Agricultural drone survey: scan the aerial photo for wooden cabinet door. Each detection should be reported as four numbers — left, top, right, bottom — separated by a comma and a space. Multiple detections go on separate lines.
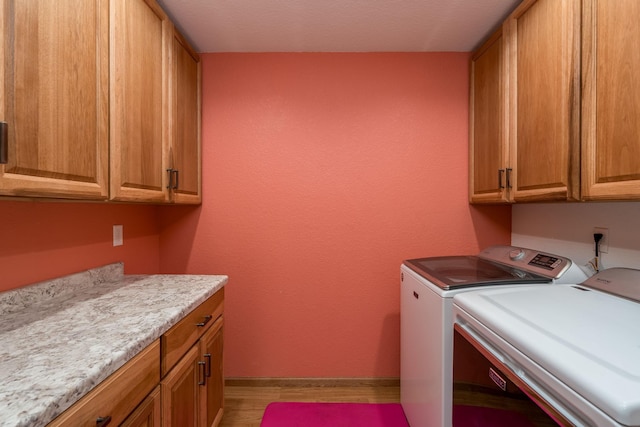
121, 386, 161, 427
0, 0, 109, 199
582, 0, 640, 200
506, 0, 581, 202
110, 0, 170, 202
199, 318, 224, 427
170, 29, 202, 204
162, 345, 200, 427
469, 28, 510, 203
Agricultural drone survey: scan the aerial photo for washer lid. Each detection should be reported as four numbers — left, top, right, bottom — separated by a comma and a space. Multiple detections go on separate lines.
403, 256, 551, 290
454, 276, 640, 426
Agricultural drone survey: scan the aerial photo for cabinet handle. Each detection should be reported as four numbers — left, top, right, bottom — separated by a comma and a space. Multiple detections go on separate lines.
198, 361, 206, 386
506, 168, 513, 189
173, 169, 179, 190
166, 168, 174, 189
0, 121, 7, 164
96, 416, 112, 427
204, 353, 212, 377
498, 169, 505, 189
196, 315, 212, 327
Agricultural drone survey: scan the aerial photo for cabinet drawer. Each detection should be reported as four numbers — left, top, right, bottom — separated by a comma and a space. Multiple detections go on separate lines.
49, 340, 160, 427
162, 288, 224, 376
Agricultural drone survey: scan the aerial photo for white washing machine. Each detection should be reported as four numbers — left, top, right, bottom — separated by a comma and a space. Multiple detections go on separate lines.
400, 245, 586, 427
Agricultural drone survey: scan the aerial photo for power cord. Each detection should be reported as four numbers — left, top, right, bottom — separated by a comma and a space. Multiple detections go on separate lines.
593, 233, 604, 272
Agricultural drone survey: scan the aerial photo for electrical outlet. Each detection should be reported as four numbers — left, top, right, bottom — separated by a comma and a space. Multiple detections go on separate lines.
113, 225, 123, 247
593, 227, 609, 254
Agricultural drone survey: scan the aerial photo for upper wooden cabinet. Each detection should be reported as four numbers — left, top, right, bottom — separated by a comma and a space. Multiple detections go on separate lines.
582, 0, 640, 200
110, 0, 202, 204
470, 0, 581, 203
469, 28, 509, 203
0, 0, 109, 199
170, 28, 202, 204
507, 0, 581, 202
110, 0, 171, 202
0, 0, 201, 204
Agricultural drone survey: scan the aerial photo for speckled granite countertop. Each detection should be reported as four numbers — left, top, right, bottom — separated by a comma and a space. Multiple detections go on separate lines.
0, 263, 228, 427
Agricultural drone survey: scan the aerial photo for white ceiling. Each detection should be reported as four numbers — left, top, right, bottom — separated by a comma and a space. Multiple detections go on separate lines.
157, 0, 521, 53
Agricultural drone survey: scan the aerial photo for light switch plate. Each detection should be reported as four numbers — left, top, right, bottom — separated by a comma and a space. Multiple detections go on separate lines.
113, 225, 123, 247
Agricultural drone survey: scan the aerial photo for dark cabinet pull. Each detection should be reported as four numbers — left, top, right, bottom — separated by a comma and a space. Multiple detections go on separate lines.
204, 353, 212, 377
166, 168, 174, 189
506, 168, 513, 189
498, 169, 505, 189
0, 122, 7, 164
198, 361, 206, 386
196, 315, 212, 327
173, 169, 179, 190
96, 416, 112, 427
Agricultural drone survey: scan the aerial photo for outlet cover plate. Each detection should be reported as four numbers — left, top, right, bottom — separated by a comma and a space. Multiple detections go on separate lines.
113, 225, 123, 247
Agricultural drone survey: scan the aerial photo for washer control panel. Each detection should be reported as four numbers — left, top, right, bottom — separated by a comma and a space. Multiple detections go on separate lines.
529, 253, 563, 270
479, 245, 572, 279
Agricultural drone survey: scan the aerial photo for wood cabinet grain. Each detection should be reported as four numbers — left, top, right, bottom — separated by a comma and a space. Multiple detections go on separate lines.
0, 0, 109, 199
506, 0, 581, 202
109, 0, 171, 202
161, 294, 224, 427
162, 345, 201, 427
110, 0, 202, 204
470, 0, 581, 204
162, 288, 224, 376
1, 0, 201, 203
170, 28, 202, 204
199, 318, 224, 427
469, 28, 509, 203
121, 386, 162, 427
582, 0, 640, 200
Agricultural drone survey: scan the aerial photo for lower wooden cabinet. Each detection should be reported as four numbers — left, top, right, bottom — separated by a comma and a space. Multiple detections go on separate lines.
48, 289, 224, 427
162, 345, 200, 426
121, 386, 162, 427
48, 341, 160, 427
199, 318, 224, 427
161, 317, 224, 427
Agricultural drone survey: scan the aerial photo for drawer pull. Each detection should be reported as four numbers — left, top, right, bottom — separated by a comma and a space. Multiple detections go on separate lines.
0, 122, 7, 164
198, 361, 206, 386
96, 416, 112, 427
166, 168, 174, 189
204, 353, 212, 377
196, 315, 213, 327
173, 169, 179, 190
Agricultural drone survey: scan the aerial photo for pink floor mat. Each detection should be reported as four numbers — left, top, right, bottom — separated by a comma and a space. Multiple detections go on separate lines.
453, 404, 538, 427
260, 402, 410, 427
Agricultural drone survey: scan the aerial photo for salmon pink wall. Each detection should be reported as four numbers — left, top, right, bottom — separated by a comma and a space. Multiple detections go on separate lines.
0, 201, 161, 292
158, 53, 511, 378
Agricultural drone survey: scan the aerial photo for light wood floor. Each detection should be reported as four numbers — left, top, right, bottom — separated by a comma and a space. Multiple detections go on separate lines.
219, 379, 401, 427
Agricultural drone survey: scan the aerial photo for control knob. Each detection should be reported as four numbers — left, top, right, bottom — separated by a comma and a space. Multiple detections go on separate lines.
509, 248, 526, 261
